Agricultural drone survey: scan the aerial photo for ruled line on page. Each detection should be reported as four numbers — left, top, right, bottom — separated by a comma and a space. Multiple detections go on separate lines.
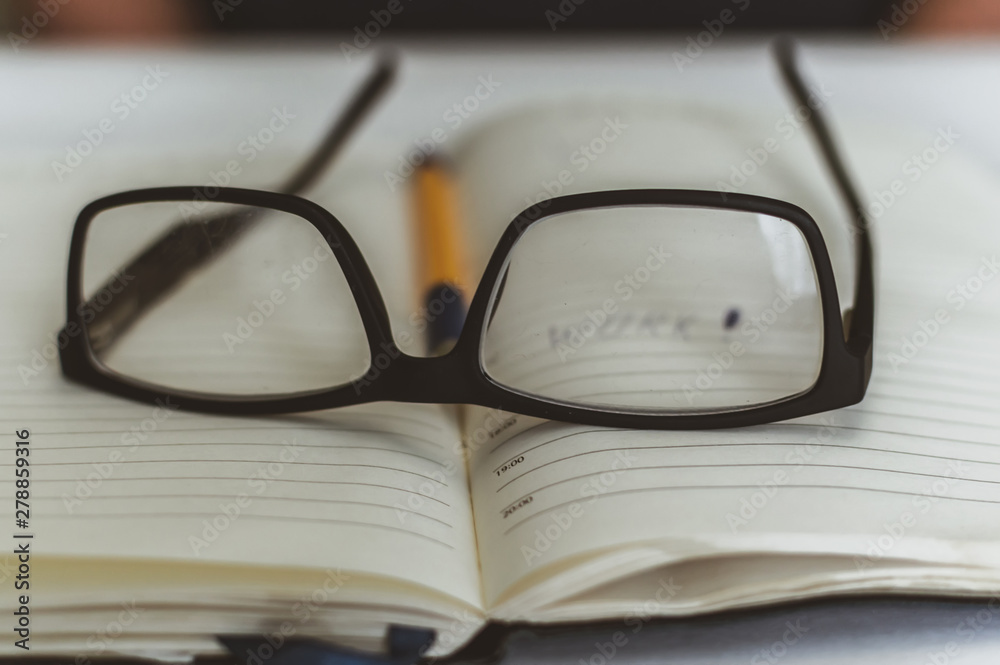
17, 442, 446, 467
491, 428, 1000, 476
499, 462, 1000, 510
530, 368, 815, 395
0, 398, 451, 432
7, 477, 452, 507
0, 426, 448, 450
498, 350, 817, 387
0, 459, 449, 485
40, 512, 457, 550
501, 484, 1000, 536
493, 443, 1000, 493
30, 494, 453, 529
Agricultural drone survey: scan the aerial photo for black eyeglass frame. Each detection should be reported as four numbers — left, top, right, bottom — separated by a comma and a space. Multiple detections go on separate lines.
59, 41, 874, 430
62, 185, 871, 429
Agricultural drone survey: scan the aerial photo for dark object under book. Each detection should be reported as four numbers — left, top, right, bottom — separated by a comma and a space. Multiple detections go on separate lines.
197, 0, 894, 34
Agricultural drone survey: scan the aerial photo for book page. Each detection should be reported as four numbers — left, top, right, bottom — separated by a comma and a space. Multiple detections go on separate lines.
452, 94, 1000, 614
0, 148, 483, 655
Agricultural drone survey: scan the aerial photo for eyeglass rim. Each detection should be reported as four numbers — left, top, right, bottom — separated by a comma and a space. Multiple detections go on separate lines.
59, 186, 869, 430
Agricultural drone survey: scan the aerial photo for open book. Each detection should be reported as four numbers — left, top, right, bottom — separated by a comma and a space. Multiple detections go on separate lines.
3, 91, 999, 661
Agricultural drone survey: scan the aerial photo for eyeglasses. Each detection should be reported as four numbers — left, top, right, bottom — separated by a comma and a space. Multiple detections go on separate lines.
59, 40, 874, 430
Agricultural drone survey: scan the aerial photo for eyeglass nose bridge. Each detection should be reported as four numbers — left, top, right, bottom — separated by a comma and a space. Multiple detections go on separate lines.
355, 342, 488, 406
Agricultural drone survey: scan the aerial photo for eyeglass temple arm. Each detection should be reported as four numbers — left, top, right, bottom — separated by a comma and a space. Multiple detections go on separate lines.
72, 52, 399, 356
773, 39, 874, 362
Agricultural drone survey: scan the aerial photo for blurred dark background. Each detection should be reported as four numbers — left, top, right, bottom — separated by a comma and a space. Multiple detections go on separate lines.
3, 0, 1000, 41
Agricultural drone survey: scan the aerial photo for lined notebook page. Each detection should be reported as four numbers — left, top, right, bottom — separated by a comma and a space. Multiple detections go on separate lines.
0, 150, 483, 611
453, 96, 1000, 611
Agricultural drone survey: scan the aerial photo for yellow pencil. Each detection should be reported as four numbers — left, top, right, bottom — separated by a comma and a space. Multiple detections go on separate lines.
410, 155, 470, 355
